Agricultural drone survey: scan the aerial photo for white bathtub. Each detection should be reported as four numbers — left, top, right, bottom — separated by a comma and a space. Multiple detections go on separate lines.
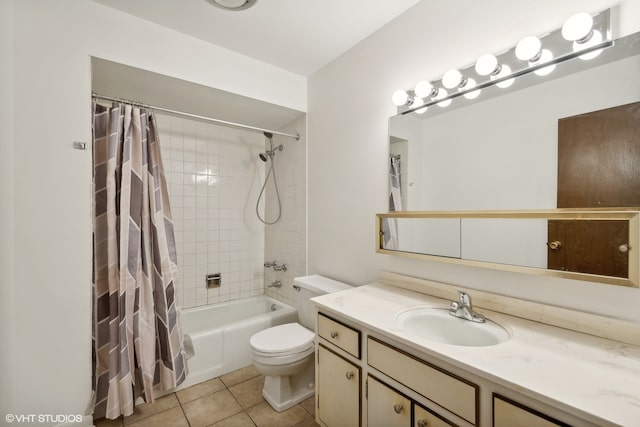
176, 295, 298, 390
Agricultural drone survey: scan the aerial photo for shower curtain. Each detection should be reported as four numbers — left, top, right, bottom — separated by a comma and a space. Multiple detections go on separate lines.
91, 102, 187, 419
383, 156, 402, 249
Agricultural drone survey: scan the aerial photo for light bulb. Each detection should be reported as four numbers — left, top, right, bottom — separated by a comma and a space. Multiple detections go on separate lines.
516, 36, 542, 61
574, 30, 603, 60
475, 54, 499, 76
442, 69, 466, 89
562, 12, 594, 42
412, 98, 428, 114
533, 49, 556, 76
434, 88, 451, 108
414, 81, 436, 98
392, 89, 410, 106
490, 64, 514, 88
462, 78, 481, 100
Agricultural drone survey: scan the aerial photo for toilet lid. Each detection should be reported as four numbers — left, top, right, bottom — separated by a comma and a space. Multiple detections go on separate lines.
250, 323, 314, 355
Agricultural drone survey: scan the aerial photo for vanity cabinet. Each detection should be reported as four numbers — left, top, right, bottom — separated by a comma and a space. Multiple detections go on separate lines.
315, 310, 606, 427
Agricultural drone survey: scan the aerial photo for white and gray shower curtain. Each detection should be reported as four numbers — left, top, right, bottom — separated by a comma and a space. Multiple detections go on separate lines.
91, 102, 187, 419
383, 156, 402, 249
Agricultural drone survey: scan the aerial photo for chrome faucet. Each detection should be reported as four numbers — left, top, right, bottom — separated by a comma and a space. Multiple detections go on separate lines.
449, 291, 485, 323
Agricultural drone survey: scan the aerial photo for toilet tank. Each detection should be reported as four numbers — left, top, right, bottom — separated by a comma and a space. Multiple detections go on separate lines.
293, 275, 352, 330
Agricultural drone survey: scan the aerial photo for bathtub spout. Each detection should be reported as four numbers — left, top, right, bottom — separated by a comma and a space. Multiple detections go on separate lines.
268, 281, 282, 288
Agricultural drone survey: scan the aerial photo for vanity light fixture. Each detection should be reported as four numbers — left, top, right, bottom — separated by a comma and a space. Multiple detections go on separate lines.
392, 9, 611, 115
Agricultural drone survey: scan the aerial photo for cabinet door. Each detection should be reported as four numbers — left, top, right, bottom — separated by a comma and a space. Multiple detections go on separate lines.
414, 404, 456, 427
367, 376, 411, 427
317, 345, 360, 427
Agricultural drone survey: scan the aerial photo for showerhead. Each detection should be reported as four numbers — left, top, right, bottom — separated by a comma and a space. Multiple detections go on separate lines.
259, 152, 268, 162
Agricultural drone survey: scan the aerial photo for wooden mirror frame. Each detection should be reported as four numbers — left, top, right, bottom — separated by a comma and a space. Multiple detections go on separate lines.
376, 209, 640, 287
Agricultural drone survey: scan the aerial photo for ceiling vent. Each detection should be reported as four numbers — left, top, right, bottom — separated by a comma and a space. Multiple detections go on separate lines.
208, 0, 257, 11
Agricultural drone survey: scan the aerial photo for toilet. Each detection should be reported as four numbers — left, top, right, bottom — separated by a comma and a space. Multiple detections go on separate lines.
250, 275, 352, 412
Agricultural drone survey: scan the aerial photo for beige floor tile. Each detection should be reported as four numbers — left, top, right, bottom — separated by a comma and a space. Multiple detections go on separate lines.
246, 402, 309, 427
183, 389, 243, 427
221, 365, 260, 387
94, 416, 123, 427
292, 416, 320, 427
300, 396, 315, 416
176, 377, 226, 404
228, 376, 265, 409
126, 407, 189, 427
210, 411, 257, 427
123, 394, 180, 425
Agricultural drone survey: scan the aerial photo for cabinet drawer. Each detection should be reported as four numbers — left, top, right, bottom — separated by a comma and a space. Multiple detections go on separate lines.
414, 404, 457, 427
493, 395, 569, 427
318, 314, 360, 358
367, 376, 411, 427
367, 337, 477, 425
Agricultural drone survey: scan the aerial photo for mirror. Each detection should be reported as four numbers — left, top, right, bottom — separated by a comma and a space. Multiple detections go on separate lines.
385, 30, 640, 285
377, 210, 640, 287
389, 31, 640, 211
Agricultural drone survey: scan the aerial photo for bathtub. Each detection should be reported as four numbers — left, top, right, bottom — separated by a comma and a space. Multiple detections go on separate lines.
176, 295, 298, 390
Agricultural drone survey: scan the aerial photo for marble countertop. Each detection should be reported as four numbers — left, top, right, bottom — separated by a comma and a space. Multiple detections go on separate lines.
312, 283, 640, 427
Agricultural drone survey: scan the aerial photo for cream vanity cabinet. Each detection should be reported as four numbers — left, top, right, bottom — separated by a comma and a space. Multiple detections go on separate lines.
316, 314, 362, 427
316, 310, 598, 427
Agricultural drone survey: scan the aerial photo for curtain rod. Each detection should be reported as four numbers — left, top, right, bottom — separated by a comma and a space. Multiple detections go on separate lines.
92, 93, 300, 141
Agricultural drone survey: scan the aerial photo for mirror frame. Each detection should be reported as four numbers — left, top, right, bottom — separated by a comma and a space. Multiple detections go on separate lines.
376, 209, 640, 287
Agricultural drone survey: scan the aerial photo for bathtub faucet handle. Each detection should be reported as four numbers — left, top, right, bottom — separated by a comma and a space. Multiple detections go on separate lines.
264, 261, 277, 268
273, 263, 287, 272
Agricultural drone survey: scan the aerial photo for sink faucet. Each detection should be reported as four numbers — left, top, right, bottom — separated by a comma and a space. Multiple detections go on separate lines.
449, 291, 485, 323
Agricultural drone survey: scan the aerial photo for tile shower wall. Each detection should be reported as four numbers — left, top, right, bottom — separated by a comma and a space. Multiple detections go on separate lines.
264, 115, 307, 306
157, 113, 266, 309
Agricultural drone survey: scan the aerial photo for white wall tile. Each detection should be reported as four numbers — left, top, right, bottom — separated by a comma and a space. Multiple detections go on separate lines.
159, 113, 267, 308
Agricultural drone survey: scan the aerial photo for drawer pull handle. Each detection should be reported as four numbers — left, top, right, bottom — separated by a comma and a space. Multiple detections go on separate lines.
417, 420, 428, 427
330, 331, 338, 338
345, 371, 354, 380
393, 404, 403, 414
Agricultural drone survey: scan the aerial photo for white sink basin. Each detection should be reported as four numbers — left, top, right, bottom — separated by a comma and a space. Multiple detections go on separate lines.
396, 308, 510, 347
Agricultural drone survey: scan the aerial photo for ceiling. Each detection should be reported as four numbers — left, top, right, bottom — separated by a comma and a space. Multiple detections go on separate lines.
92, 0, 421, 76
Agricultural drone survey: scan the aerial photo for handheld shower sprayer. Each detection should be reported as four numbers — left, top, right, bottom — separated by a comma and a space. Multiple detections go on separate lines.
256, 132, 283, 224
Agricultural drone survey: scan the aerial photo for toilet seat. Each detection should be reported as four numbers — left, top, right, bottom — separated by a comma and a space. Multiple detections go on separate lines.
250, 323, 315, 357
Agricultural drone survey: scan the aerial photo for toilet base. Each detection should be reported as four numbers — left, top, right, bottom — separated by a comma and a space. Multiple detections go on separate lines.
260, 357, 315, 412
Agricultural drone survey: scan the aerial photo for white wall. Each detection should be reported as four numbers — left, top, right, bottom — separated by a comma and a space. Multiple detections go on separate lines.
7, 0, 306, 424
0, 0, 16, 420
308, 0, 640, 322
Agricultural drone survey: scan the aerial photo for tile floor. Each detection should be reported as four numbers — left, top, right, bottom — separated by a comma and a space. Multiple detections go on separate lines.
94, 365, 319, 427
